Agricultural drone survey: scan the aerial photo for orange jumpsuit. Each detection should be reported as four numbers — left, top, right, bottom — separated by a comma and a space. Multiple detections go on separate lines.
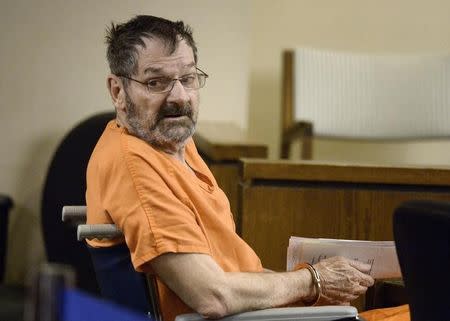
86, 121, 263, 321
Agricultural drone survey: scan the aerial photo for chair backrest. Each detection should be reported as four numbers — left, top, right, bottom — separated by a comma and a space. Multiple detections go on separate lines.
393, 200, 450, 321
41, 111, 115, 294
62, 206, 160, 320
281, 48, 450, 158
87, 244, 158, 319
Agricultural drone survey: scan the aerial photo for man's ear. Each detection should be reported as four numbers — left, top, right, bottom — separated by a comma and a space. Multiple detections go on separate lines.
107, 74, 126, 113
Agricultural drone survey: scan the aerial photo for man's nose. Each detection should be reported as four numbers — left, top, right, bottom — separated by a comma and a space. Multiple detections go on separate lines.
166, 80, 189, 106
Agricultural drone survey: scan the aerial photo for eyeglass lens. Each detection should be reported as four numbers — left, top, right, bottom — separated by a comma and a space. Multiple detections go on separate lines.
149, 73, 207, 93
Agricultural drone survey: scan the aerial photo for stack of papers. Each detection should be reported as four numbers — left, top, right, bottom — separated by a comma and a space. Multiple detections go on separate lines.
287, 236, 401, 279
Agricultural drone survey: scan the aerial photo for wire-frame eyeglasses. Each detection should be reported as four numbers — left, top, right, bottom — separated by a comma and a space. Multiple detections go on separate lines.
117, 67, 209, 94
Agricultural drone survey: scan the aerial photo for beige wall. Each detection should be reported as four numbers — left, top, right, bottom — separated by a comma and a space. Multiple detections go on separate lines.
248, 0, 450, 162
2, 0, 450, 284
1, 0, 251, 283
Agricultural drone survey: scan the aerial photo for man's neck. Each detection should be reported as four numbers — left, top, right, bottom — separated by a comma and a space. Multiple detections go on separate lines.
163, 144, 187, 164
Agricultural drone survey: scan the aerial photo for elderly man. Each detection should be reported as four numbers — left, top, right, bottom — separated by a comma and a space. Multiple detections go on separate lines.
86, 15, 375, 321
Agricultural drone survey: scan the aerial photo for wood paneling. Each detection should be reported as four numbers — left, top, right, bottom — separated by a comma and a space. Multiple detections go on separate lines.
240, 159, 450, 270
208, 164, 240, 217
241, 185, 450, 271
193, 122, 267, 218
239, 159, 450, 310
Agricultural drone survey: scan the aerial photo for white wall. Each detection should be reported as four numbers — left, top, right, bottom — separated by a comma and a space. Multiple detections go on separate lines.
0, 0, 251, 283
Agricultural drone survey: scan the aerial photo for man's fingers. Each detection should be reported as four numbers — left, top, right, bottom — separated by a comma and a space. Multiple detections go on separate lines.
346, 259, 375, 286
323, 290, 360, 304
358, 272, 375, 287
353, 284, 369, 295
347, 259, 372, 273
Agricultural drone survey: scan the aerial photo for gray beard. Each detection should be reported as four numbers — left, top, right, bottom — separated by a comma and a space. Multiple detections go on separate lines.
125, 94, 196, 152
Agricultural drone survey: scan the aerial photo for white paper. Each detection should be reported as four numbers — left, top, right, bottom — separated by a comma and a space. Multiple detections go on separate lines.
287, 236, 401, 279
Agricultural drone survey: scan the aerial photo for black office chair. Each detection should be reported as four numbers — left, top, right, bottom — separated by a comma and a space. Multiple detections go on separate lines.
393, 200, 450, 321
41, 111, 115, 294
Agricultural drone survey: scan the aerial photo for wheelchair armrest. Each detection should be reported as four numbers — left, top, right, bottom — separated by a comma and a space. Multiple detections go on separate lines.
62, 205, 87, 223
77, 224, 123, 241
175, 306, 358, 321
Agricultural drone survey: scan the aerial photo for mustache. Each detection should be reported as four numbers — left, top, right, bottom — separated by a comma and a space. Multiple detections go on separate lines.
157, 103, 193, 120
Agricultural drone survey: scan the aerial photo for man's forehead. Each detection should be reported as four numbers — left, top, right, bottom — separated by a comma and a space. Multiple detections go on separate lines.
136, 37, 195, 74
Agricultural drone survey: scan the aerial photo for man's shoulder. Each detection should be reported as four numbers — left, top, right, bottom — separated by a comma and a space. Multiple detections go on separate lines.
89, 122, 170, 174
89, 120, 124, 163
92, 121, 147, 156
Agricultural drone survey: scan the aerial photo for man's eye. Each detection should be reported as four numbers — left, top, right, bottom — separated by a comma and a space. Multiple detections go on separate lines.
180, 75, 196, 85
147, 79, 168, 88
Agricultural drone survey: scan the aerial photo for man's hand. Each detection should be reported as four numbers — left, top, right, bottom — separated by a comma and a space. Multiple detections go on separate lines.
313, 256, 375, 305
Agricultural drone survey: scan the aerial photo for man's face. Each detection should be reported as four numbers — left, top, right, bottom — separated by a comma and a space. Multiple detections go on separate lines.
122, 38, 199, 151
